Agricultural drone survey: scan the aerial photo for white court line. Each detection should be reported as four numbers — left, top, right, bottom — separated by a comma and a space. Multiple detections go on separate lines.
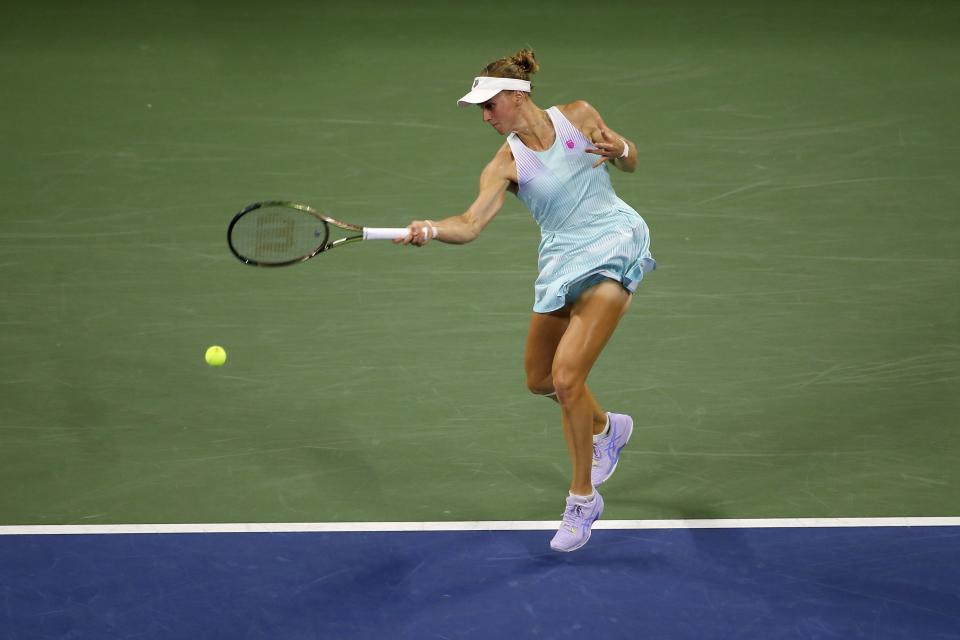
1, 517, 959, 536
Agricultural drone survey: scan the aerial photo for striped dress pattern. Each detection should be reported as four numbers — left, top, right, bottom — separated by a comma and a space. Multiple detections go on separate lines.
506, 106, 656, 312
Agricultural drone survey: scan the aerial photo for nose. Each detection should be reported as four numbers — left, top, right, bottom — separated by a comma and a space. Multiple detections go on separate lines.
482, 109, 492, 123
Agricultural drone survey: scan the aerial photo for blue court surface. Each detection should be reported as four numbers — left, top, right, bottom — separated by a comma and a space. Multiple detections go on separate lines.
3, 521, 959, 639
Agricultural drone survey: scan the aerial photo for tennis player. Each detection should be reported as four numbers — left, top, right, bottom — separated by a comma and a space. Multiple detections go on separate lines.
398, 49, 655, 552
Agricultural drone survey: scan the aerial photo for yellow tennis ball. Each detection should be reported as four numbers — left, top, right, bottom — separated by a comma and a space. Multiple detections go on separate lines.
205, 345, 226, 367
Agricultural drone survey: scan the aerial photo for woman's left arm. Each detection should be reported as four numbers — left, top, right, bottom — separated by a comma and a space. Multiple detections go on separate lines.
562, 101, 637, 173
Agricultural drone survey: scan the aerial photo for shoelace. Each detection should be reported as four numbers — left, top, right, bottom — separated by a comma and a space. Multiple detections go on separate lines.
561, 504, 584, 531
592, 428, 613, 465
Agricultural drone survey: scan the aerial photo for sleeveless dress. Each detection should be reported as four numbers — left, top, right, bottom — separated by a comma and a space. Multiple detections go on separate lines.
506, 106, 656, 313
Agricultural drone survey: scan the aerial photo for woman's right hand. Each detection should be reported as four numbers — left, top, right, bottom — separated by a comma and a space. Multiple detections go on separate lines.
394, 220, 438, 246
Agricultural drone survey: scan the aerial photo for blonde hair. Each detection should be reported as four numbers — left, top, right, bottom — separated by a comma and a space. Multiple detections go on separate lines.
481, 48, 540, 86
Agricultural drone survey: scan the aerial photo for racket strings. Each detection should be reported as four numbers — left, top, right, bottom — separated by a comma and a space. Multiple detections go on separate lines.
254, 213, 296, 254
230, 207, 327, 264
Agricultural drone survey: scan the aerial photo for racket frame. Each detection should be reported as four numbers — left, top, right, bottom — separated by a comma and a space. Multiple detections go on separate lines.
227, 200, 366, 267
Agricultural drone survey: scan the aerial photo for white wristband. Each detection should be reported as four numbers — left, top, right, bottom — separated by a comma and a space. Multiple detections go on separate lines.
619, 139, 629, 159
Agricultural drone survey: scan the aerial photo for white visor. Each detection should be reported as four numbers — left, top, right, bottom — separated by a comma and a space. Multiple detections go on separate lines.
457, 76, 531, 107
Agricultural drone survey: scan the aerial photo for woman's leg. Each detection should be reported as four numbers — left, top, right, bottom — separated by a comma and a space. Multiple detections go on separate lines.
524, 308, 608, 466
550, 280, 633, 495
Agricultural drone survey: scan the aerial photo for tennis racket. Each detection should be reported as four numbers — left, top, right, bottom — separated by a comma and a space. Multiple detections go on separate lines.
227, 200, 435, 267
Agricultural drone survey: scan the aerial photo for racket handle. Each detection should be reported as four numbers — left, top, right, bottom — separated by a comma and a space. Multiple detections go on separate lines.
362, 227, 439, 241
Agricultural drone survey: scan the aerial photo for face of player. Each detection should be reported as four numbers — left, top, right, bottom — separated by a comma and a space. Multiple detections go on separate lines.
480, 91, 521, 135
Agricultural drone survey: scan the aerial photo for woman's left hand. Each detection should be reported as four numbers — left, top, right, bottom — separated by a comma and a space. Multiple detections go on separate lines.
585, 129, 628, 168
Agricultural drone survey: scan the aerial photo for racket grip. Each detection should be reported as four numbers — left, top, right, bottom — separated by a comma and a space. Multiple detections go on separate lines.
362, 227, 439, 241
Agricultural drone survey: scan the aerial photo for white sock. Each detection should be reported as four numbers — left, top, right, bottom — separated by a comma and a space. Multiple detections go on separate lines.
592, 414, 611, 443
569, 491, 596, 504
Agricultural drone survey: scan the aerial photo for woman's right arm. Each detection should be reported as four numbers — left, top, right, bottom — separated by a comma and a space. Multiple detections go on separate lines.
396, 144, 515, 246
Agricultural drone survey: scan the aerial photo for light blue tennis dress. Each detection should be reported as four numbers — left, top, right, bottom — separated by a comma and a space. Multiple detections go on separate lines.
506, 106, 656, 313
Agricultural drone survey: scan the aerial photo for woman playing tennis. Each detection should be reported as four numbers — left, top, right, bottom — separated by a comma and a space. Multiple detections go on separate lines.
398, 49, 655, 552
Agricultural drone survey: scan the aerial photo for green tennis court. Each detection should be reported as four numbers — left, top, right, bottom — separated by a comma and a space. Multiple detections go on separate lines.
2, 0, 957, 531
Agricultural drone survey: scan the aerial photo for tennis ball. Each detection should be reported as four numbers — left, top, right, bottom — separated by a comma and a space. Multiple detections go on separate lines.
205, 345, 226, 367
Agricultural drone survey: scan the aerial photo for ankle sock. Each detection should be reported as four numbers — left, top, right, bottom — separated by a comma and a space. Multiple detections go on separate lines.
592, 415, 611, 443
569, 491, 596, 504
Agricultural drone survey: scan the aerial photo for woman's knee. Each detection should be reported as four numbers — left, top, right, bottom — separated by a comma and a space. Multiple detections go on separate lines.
551, 361, 586, 402
526, 373, 555, 397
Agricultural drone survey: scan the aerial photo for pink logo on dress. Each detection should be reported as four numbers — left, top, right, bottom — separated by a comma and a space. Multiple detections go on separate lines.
565, 139, 575, 149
